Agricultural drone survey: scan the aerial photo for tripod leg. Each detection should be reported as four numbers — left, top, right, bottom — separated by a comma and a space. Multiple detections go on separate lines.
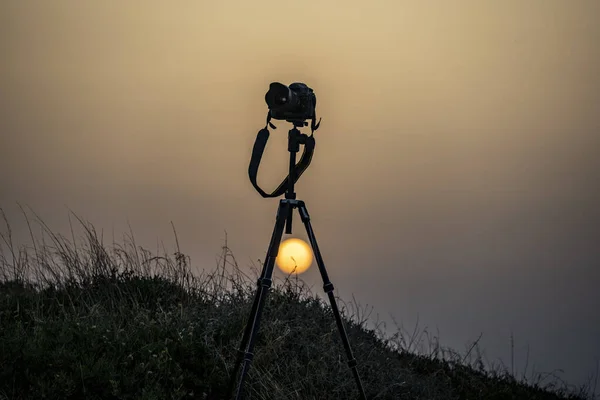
227, 200, 290, 400
297, 201, 367, 400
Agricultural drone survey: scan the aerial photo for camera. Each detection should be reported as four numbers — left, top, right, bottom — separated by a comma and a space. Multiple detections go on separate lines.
264, 82, 317, 123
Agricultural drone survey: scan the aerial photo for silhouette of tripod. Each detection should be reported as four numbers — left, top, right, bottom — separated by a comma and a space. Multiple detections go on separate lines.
227, 125, 367, 399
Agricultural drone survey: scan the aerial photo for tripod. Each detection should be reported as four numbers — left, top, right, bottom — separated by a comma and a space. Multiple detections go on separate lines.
227, 124, 367, 399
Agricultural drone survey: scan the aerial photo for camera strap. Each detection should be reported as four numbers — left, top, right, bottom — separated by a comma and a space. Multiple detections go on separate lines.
248, 114, 318, 198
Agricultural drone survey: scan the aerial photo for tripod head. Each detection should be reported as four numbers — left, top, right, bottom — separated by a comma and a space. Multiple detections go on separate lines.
247, 117, 317, 234
285, 125, 310, 197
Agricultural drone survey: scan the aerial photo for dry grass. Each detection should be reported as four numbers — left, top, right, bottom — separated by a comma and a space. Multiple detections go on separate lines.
0, 207, 597, 399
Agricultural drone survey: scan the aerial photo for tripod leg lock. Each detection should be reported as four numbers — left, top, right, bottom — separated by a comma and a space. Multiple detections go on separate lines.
260, 278, 272, 288
347, 358, 358, 368
323, 282, 335, 293
243, 352, 254, 362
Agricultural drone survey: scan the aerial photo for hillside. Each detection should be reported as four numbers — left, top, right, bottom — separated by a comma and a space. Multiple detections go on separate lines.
0, 212, 595, 399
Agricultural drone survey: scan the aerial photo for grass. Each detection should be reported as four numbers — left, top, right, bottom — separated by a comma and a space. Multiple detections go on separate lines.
0, 207, 597, 400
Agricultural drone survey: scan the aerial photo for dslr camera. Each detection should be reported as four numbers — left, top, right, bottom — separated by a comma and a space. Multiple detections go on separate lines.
264, 82, 317, 124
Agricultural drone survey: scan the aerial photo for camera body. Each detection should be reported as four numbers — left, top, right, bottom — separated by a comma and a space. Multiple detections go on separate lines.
265, 82, 317, 124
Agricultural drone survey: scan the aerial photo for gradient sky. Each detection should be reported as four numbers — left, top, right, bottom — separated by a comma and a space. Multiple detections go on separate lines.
2, 0, 599, 392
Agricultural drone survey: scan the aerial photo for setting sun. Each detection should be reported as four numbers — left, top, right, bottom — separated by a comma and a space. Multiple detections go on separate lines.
276, 238, 313, 275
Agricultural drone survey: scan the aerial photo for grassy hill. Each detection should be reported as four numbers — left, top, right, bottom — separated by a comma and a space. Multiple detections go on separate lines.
0, 210, 596, 399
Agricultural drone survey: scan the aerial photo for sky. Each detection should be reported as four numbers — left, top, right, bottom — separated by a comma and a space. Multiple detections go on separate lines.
1, 0, 599, 393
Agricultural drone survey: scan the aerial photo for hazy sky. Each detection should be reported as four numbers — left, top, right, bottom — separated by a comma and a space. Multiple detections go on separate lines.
2, 0, 599, 392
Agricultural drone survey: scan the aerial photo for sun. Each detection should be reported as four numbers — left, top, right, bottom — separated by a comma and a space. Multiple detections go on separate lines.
276, 238, 313, 275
